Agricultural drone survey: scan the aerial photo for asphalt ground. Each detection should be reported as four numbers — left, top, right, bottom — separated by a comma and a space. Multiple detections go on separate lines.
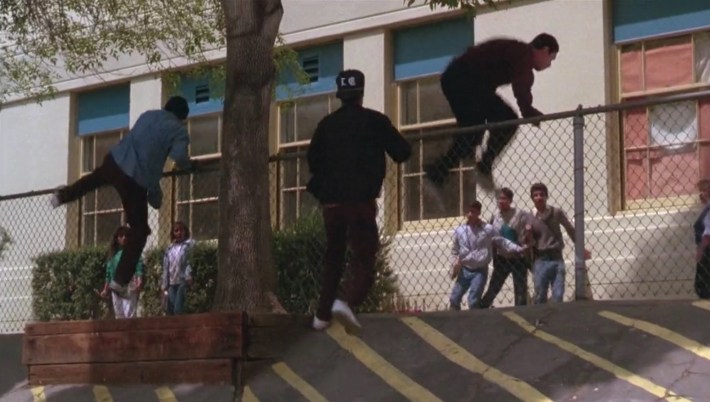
3, 299, 710, 401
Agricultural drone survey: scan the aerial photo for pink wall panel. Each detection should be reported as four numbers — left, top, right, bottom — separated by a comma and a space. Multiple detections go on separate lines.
625, 149, 648, 200
645, 42, 693, 90
620, 48, 643, 93
649, 150, 697, 197
623, 108, 648, 147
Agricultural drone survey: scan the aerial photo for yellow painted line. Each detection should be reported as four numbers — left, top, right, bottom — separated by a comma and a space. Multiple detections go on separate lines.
30, 386, 45, 402
155, 386, 178, 402
272, 362, 327, 402
242, 386, 260, 402
600, 310, 710, 360
401, 316, 552, 402
326, 322, 443, 402
92, 385, 113, 402
692, 300, 710, 311
503, 312, 690, 402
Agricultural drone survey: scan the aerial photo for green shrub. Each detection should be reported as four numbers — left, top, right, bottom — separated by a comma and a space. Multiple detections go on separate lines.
32, 247, 110, 321
141, 242, 218, 316
31, 212, 400, 320
273, 211, 400, 315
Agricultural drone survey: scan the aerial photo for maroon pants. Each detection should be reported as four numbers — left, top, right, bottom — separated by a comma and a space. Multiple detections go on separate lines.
58, 154, 150, 285
316, 200, 379, 321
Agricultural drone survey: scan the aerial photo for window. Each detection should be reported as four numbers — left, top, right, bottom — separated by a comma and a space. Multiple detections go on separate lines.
276, 93, 337, 227
81, 130, 126, 245
175, 112, 221, 240
302, 56, 319, 83
393, 17, 473, 222
76, 84, 130, 246
398, 75, 471, 222
619, 31, 710, 207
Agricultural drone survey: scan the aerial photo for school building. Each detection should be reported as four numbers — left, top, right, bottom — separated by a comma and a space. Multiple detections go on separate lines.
1, 0, 709, 330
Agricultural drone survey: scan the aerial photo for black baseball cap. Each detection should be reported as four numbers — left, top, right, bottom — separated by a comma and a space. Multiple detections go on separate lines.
336, 69, 365, 100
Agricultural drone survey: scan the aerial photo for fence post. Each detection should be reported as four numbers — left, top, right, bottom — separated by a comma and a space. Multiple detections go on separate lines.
573, 106, 591, 301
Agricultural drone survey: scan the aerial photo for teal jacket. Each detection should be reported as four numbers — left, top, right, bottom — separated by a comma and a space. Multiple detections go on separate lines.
105, 249, 144, 283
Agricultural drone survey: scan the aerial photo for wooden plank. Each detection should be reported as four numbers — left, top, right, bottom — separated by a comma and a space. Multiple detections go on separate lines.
25, 312, 246, 336
248, 313, 309, 328
24, 325, 244, 365
28, 359, 233, 385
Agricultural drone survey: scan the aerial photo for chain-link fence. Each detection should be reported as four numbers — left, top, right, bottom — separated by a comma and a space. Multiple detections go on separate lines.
269, 89, 710, 311
2, 89, 709, 332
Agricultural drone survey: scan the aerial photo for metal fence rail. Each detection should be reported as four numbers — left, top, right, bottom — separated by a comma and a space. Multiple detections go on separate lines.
1, 89, 709, 332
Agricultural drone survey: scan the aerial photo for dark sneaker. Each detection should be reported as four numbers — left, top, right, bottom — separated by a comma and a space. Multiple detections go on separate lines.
424, 164, 446, 188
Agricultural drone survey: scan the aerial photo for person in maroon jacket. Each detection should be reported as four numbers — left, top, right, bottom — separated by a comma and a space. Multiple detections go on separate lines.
425, 33, 559, 189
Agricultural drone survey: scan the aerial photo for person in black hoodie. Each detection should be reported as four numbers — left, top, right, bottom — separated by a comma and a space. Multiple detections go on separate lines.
307, 69, 411, 333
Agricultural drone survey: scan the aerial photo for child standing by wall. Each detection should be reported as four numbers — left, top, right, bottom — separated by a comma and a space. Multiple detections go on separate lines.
100, 225, 144, 319
162, 221, 195, 315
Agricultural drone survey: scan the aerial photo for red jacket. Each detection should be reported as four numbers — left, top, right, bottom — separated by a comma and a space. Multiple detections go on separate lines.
448, 38, 541, 118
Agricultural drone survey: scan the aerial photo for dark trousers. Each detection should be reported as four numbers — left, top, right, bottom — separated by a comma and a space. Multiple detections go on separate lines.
696, 249, 710, 299
480, 256, 529, 308
58, 154, 150, 286
316, 200, 379, 321
429, 67, 518, 178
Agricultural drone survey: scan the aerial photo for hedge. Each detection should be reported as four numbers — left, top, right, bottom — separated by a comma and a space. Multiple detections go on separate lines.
31, 211, 401, 320
32, 246, 110, 321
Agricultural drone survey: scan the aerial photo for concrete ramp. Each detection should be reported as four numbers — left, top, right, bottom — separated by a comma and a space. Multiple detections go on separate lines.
246, 300, 710, 402
4, 300, 710, 401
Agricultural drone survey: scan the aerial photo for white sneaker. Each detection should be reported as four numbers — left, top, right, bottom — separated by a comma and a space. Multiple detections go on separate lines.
312, 316, 330, 331
50, 192, 62, 208
332, 299, 361, 334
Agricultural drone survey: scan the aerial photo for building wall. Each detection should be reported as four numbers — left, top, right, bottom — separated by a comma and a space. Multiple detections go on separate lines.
130, 76, 165, 249
0, 95, 71, 332
0, 1, 704, 326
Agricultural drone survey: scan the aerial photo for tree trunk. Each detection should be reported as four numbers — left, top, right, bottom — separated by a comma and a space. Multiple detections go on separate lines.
212, 0, 283, 312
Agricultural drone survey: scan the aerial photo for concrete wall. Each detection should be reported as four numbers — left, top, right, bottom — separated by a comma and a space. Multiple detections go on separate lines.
0, 95, 72, 332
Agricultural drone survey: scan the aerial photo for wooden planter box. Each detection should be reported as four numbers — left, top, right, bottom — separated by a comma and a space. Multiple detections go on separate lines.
23, 313, 246, 385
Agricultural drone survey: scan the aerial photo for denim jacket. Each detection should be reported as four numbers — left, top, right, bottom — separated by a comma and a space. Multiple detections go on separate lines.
110, 110, 191, 209
452, 223, 524, 270
162, 239, 195, 289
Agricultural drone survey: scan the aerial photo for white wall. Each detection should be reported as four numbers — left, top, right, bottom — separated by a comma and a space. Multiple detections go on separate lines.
130, 76, 165, 249
466, 0, 610, 215
0, 95, 71, 194
281, 0, 411, 34
475, 0, 607, 114
0, 96, 71, 332
130, 75, 163, 125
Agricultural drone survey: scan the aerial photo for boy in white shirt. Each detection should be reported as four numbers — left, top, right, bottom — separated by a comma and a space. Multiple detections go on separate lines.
449, 201, 527, 310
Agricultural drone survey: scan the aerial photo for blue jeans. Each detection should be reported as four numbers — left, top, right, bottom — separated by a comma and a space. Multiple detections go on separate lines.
533, 259, 565, 304
450, 267, 488, 310
167, 283, 187, 315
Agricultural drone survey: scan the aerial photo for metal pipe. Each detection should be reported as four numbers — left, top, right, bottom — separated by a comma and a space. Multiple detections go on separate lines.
268, 89, 710, 161
572, 107, 589, 301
